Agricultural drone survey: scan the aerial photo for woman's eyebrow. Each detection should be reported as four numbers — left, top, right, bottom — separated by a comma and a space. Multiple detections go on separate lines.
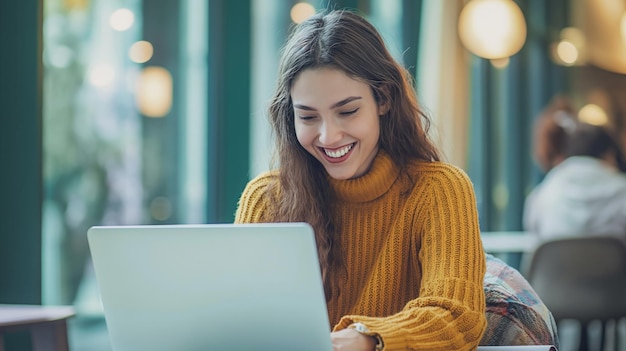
293, 96, 362, 111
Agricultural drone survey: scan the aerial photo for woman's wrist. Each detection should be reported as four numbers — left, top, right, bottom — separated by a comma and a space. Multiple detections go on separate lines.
348, 322, 384, 351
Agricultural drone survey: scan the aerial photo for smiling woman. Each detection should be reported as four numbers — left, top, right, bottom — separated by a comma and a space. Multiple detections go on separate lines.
235, 9, 487, 351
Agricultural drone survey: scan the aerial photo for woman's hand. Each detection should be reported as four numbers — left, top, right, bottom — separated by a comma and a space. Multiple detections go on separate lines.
330, 328, 377, 351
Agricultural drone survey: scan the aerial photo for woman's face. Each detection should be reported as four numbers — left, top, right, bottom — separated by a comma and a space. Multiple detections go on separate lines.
291, 67, 382, 180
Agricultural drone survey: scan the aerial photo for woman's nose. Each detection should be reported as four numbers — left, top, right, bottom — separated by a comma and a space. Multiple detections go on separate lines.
318, 119, 342, 145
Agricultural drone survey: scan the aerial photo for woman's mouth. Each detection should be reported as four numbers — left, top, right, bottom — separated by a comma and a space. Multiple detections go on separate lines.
320, 143, 355, 163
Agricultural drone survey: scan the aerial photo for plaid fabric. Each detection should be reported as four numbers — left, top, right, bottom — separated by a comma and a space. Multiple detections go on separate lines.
480, 254, 560, 349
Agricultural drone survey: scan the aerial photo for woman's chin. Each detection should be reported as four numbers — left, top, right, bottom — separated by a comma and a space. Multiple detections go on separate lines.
324, 166, 358, 180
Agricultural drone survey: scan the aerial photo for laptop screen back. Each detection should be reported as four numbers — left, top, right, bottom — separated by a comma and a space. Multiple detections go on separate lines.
87, 223, 332, 351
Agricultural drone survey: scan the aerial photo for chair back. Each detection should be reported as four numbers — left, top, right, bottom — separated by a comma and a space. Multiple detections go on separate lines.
525, 236, 626, 322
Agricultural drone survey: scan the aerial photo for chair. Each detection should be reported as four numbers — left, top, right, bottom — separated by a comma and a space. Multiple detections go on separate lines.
480, 254, 559, 349
525, 236, 626, 351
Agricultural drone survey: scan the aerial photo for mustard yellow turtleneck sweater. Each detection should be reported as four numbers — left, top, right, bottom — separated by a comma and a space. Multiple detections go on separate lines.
235, 151, 487, 350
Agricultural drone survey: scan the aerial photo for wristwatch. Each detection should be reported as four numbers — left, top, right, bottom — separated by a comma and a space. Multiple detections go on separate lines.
349, 322, 384, 351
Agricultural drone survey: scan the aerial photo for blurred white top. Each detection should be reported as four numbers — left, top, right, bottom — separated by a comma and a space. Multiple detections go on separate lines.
523, 156, 626, 242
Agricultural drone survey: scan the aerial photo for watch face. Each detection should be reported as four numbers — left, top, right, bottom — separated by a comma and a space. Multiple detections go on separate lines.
354, 323, 369, 333
351, 322, 370, 333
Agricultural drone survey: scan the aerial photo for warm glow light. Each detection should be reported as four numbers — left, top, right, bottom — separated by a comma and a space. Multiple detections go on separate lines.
290, 2, 315, 24
490, 57, 510, 68
129, 41, 154, 63
110, 8, 135, 31
136, 66, 173, 118
87, 63, 116, 87
560, 27, 585, 49
458, 0, 527, 59
621, 13, 626, 44
554, 27, 585, 66
63, 0, 88, 10
556, 40, 579, 65
578, 104, 608, 126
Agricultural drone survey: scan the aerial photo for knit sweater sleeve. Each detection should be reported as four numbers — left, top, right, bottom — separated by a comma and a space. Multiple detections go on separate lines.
335, 164, 487, 350
234, 171, 278, 223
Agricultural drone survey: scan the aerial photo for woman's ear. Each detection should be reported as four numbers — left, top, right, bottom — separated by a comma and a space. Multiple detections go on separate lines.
378, 100, 390, 116
377, 85, 391, 116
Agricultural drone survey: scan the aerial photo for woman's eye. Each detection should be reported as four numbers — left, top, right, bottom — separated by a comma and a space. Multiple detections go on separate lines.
298, 115, 316, 121
339, 108, 359, 116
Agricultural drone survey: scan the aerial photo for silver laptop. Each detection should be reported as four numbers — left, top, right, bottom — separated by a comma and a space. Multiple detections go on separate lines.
87, 223, 333, 351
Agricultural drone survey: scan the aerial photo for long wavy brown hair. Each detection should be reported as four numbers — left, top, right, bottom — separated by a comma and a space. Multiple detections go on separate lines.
267, 10, 440, 300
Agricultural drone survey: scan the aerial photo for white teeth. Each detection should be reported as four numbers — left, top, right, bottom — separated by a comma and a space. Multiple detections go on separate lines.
324, 144, 353, 158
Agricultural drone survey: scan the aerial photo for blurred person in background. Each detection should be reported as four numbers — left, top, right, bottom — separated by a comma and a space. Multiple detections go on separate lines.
524, 116, 626, 242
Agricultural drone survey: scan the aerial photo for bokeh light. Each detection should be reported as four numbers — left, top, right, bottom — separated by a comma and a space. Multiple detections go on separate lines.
560, 27, 586, 49
578, 104, 608, 126
136, 66, 173, 118
290, 2, 315, 24
458, 0, 527, 59
110, 8, 135, 31
129, 41, 154, 63
87, 63, 116, 87
556, 41, 578, 65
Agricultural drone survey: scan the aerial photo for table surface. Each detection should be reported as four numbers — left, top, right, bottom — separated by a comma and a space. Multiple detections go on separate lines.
481, 231, 539, 254
0, 304, 75, 328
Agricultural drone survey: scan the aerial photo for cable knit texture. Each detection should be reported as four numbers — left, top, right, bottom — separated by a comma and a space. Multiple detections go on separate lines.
235, 151, 487, 350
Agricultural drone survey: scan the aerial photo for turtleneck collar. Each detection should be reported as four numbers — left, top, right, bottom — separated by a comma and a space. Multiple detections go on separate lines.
327, 150, 400, 203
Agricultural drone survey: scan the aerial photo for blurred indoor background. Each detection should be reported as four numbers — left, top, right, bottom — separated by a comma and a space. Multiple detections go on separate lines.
2, 0, 626, 350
